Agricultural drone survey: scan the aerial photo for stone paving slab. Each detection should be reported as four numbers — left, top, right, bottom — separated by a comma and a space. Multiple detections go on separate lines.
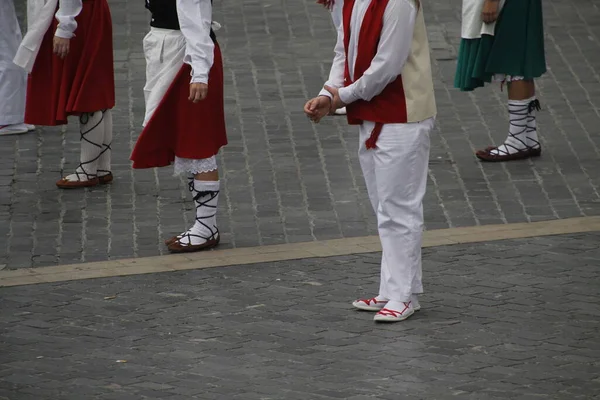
3, 0, 600, 269
3, 216, 600, 288
1, 232, 600, 399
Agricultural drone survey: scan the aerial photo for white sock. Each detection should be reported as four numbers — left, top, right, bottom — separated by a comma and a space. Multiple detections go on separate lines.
490, 99, 531, 156
384, 300, 414, 312
526, 98, 541, 150
375, 295, 389, 302
64, 111, 106, 182
178, 180, 220, 246
97, 109, 113, 176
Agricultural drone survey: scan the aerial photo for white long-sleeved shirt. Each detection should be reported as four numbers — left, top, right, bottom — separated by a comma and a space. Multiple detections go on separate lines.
319, 0, 417, 105
176, 0, 214, 84
54, 0, 82, 39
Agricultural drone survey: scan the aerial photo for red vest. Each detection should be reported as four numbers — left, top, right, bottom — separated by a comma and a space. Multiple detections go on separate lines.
343, 0, 409, 148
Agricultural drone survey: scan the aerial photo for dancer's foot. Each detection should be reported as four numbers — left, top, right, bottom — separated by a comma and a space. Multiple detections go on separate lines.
352, 296, 388, 311
0, 124, 30, 136
56, 172, 99, 189
475, 145, 537, 162
98, 170, 113, 185
373, 300, 416, 323
167, 231, 220, 253
353, 295, 420, 312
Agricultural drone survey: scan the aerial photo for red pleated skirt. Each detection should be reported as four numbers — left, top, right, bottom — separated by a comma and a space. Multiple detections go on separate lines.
24, 0, 115, 126
130, 43, 227, 168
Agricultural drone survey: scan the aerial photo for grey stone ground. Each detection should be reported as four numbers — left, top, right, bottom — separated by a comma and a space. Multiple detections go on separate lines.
1, 232, 600, 399
2, 0, 600, 269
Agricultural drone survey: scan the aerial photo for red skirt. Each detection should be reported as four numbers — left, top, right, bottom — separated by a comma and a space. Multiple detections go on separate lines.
130, 44, 227, 169
25, 0, 115, 126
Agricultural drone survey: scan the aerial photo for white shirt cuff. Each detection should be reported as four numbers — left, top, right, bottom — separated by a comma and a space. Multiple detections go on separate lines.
190, 73, 208, 85
318, 88, 333, 99
339, 86, 359, 105
55, 28, 75, 39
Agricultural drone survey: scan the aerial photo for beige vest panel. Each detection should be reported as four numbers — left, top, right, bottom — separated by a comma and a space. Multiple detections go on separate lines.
401, 1, 437, 123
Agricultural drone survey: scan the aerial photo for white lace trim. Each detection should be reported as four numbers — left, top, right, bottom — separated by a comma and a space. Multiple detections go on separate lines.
174, 156, 217, 176
493, 74, 525, 83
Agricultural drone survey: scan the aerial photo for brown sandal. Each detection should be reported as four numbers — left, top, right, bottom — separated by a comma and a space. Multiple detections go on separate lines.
167, 235, 220, 254
56, 176, 100, 189
98, 171, 113, 184
475, 146, 541, 162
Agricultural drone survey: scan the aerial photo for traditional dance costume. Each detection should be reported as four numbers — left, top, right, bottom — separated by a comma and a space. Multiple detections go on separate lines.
455, 0, 546, 162
14, 0, 115, 187
0, 0, 33, 135
319, 0, 436, 322
131, 0, 227, 253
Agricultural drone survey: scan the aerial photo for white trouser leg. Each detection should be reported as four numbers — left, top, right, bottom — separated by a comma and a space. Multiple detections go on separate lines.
358, 119, 433, 303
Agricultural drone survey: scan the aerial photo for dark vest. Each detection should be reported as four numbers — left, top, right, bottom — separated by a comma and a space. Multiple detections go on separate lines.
145, 0, 216, 40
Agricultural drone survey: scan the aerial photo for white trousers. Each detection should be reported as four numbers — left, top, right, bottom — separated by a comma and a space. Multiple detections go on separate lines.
358, 118, 434, 302
0, 1, 27, 125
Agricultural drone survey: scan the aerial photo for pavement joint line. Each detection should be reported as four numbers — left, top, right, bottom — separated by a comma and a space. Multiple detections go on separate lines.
1, 216, 600, 288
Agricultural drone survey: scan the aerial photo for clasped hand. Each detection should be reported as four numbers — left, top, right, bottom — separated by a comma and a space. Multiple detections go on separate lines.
303, 85, 346, 124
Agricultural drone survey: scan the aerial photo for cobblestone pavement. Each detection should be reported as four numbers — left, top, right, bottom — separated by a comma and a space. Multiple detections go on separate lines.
1, 232, 599, 399
3, 0, 600, 269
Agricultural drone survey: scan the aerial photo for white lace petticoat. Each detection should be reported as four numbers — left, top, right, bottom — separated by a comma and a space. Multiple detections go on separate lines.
174, 156, 217, 175
493, 74, 525, 83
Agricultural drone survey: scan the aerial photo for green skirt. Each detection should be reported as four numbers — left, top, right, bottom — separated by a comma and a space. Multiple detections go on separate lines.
454, 0, 547, 92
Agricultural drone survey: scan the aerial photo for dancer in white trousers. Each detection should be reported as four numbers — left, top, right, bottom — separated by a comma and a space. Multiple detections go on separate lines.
305, 0, 436, 322
0, 1, 33, 136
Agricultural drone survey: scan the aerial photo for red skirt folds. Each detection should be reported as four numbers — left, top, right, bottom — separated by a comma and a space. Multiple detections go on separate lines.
25, 0, 115, 126
130, 43, 227, 168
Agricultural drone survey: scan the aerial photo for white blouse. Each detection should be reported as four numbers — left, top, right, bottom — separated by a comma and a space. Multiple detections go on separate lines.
176, 0, 215, 84
53, 0, 215, 84
319, 0, 417, 105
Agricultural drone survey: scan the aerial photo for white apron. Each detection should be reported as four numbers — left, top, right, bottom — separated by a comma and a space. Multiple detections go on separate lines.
142, 27, 187, 127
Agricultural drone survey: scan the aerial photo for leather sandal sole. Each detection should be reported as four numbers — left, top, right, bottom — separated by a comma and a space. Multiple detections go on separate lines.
167, 237, 220, 253
56, 178, 100, 189
475, 147, 541, 162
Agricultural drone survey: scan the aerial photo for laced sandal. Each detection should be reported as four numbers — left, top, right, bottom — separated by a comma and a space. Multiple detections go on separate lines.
476, 98, 544, 162
373, 302, 415, 323
475, 145, 532, 162
167, 179, 220, 253
352, 297, 388, 311
167, 231, 220, 253
56, 169, 99, 189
